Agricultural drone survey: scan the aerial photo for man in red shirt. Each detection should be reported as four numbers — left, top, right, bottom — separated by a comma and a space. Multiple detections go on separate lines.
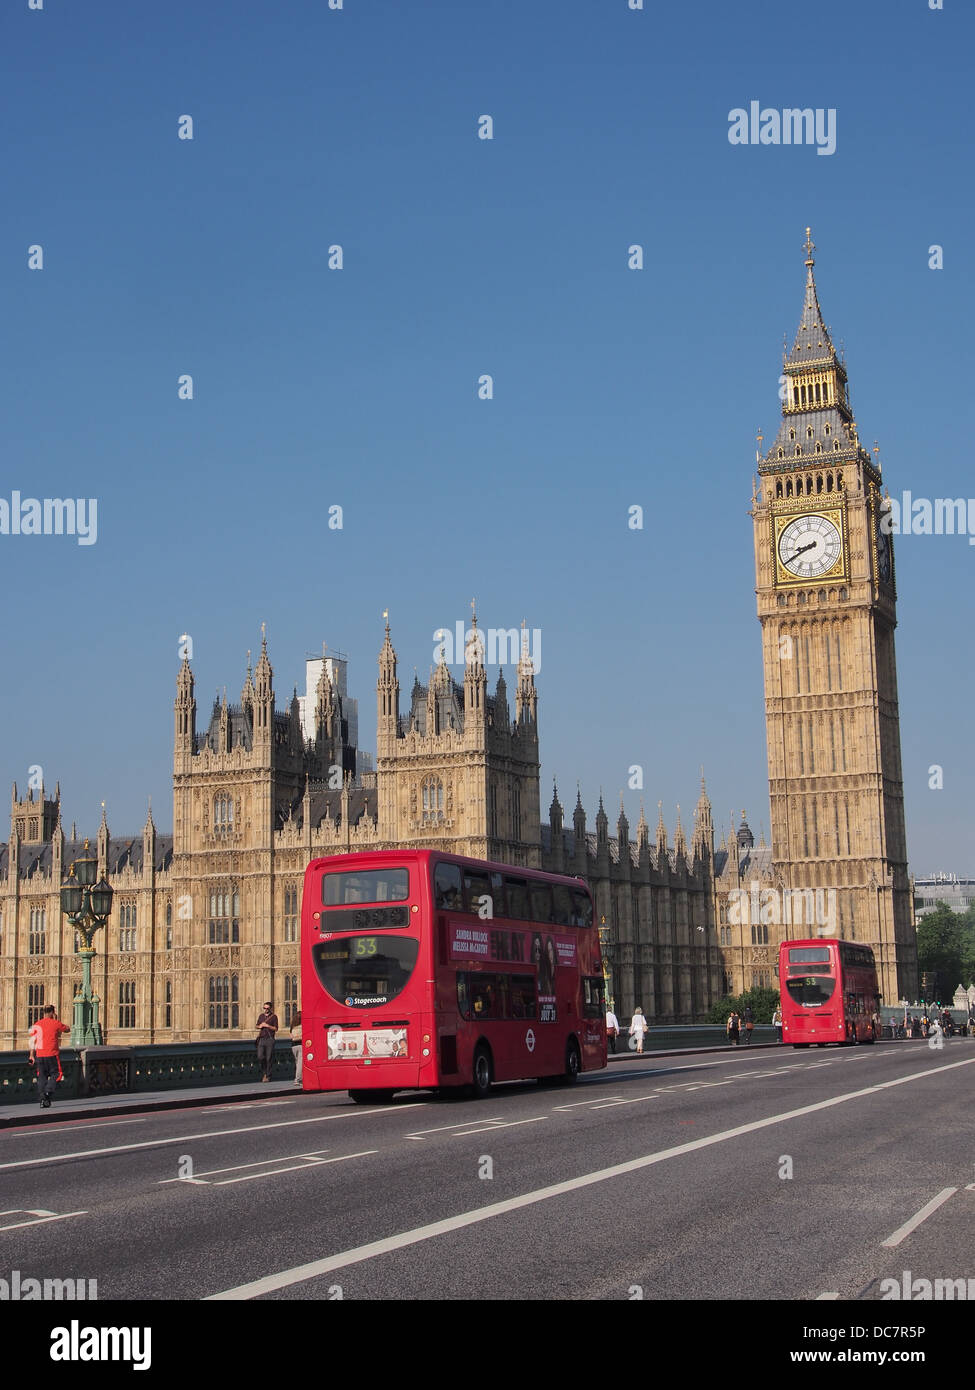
28, 1006, 69, 1108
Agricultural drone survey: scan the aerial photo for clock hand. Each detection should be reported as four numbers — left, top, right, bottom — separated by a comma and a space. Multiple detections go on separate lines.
786, 540, 818, 562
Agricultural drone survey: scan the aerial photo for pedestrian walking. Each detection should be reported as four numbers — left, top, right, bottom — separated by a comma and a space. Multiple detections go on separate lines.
290, 1010, 303, 1086
605, 1007, 621, 1055
256, 1000, 278, 1082
27, 1005, 69, 1109
772, 1005, 783, 1044
742, 1004, 755, 1044
726, 1010, 740, 1046
629, 1006, 648, 1055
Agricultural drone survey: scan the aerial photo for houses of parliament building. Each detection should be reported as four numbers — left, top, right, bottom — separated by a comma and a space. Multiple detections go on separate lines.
0, 238, 918, 1048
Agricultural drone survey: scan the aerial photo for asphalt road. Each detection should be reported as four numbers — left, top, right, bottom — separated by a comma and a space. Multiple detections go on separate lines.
2, 1040, 973, 1303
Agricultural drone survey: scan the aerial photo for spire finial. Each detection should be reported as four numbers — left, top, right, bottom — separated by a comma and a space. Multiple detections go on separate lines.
470, 597, 477, 630
383, 608, 389, 635
804, 226, 815, 265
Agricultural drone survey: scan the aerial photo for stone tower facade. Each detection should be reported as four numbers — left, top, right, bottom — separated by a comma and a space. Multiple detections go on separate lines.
376, 616, 541, 865
751, 232, 916, 1001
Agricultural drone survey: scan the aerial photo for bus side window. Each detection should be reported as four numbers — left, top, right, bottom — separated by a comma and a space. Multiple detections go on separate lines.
530, 881, 554, 924
570, 888, 593, 929
505, 877, 531, 920
435, 862, 463, 911
457, 973, 471, 1020
489, 872, 506, 920
464, 869, 491, 915
552, 884, 572, 926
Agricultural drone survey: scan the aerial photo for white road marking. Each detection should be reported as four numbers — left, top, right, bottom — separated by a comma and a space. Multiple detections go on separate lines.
589, 1095, 657, 1109
160, 1149, 376, 1184
0, 1209, 88, 1232
211, 1151, 377, 1186
552, 1097, 625, 1111
816, 1292, 840, 1300
207, 1053, 975, 1300
880, 1188, 958, 1247
406, 1118, 505, 1139
13, 1118, 147, 1136
0, 1103, 426, 1173
452, 1117, 548, 1136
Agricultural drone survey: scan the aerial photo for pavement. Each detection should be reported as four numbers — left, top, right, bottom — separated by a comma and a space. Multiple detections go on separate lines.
0, 1040, 782, 1128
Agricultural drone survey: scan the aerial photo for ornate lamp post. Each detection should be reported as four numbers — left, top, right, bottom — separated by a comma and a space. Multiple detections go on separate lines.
598, 914, 614, 1013
61, 839, 113, 1046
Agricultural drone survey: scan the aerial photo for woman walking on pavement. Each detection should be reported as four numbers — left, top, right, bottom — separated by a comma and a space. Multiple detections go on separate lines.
629, 1006, 649, 1055
726, 1009, 741, 1046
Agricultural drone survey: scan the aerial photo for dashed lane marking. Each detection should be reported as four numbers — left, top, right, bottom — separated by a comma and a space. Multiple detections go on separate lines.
0, 1103, 426, 1172
207, 1054, 975, 1300
0, 1208, 88, 1232
880, 1188, 958, 1248
452, 1117, 548, 1136
161, 1150, 378, 1186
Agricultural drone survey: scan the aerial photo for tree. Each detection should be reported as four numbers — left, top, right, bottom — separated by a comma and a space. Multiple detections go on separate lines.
706, 986, 779, 1025
916, 903, 967, 1001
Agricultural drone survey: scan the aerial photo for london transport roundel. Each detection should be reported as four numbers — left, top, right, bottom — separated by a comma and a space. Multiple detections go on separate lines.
525, 1028, 536, 1053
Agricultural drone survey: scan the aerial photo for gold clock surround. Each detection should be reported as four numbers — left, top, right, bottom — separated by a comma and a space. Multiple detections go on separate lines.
772, 504, 847, 585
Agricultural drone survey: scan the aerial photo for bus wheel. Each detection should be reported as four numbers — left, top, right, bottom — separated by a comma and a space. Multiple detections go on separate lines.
471, 1046, 492, 1100
349, 1089, 395, 1105
560, 1040, 581, 1086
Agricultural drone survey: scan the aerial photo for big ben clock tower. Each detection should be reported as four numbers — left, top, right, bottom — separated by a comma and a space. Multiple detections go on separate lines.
752, 232, 917, 1003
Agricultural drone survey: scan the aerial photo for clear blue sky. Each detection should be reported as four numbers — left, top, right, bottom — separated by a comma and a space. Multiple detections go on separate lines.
2, 0, 972, 872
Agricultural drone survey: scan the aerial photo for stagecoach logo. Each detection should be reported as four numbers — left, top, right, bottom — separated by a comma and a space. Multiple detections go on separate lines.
525, 1028, 536, 1053
345, 995, 388, 1007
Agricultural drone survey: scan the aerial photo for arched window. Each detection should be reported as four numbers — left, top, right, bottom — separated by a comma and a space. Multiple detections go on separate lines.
422, 776, 444, 824
214, 794, 234, 835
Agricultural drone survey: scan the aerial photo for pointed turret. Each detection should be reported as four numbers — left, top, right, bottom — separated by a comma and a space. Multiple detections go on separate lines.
761, 231, 873, 472
253, 625, 274, 741
655, 801, 668, 867
494, 671, 510, 732
377, 612, 400, 748
692, 774, 714, 871
548, 780, 564, 873
241, 650, 254, 713
515, 622, 537, 726
174, 657, 196, 749
143, 799, 156, 875
673, 804, 687, 863
463, 604, 487, 727
97, 802, 110, 874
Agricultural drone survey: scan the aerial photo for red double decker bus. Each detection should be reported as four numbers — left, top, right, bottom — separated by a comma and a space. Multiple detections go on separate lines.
779, 937, 881, 1047
300, 849, 607, 1101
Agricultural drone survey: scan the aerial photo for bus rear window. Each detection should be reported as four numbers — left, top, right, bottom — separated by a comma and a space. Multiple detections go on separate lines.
787, 947, 831, 964
323, 868, 410, 906
785, 976, 837, 1007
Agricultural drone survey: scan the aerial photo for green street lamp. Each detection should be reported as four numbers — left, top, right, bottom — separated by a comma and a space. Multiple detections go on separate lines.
598, 914, 614, 1015
61, 839, 113, 1046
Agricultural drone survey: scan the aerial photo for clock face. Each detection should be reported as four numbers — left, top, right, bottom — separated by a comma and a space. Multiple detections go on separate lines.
777, 514, 843, 579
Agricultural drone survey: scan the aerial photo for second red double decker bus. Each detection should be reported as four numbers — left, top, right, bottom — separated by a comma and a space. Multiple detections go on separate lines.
300, 849, 607, 1101
779, 937, 881, 1047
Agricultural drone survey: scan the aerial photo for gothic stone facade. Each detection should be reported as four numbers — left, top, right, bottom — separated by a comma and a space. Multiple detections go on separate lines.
1, 624, 725, 1049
